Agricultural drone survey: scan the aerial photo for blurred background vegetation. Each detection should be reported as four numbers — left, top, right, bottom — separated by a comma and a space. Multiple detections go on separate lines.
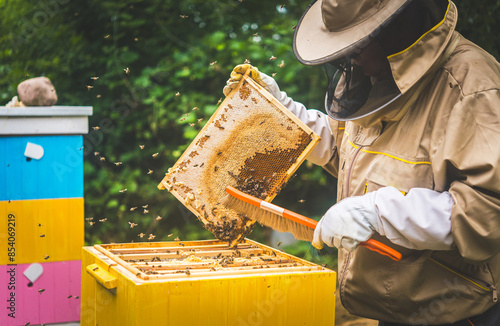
0, 0, 498, 270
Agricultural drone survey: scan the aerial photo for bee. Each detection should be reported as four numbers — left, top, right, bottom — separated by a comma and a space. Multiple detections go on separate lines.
198, 118, 203, 123
94, 151, 99, 156
139, 144, 145, 149
148, 234, 156, 240
75, 296, 80, 299
128, 222, 138, 228
279, 60, 285, 68
142, 204, 149, 208
210, 61, 217, 66
134, 37, 139, 42
85, 217, 94, 221
91, 76, 99, 80
244, 59, 251, 64
67, 295, 72, 299
179, 117, 186, 122
147, 169, 153, 174
292, 25, 297, 30
152, 153, 159, 158
130, 207, 137, 211
217, 98, 222, 105
99, 156, 106, 161
124, 67, 130, 74
96, 94, 102, 98
185, 269, 191, 275
280, 4, 286, 9
217, 151, 222, 155
272, 72, 277, 77
38, 223, 42, 227
89, 222, 96, 226
138, 233, 145, 238
156, 216, 162, 221
143, 209, 149, 214
104, 34, 111, 39
44, 255, 49, 260
92, 266, 99, 271
180, 14, 188, 19
92, 126, 100, 131
269, 55, 277, 61
114, 162, 123, 166
174, 237, 180, 241
214, 166, 218, 172
168, 233, 174, 237
40, 234, 45, 238
99, 218, 107, 222
298, 199, 306, 203
277, 241, 282, 247
189, 123, 195, 127
38, 289, 45, 294
119, 188, 127, 193
86, 85, 94, 91
192, 107, 199, 111
175, 92, 181, 97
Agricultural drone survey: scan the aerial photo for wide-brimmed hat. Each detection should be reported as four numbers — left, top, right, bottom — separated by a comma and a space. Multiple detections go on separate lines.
293, 0, 413, 65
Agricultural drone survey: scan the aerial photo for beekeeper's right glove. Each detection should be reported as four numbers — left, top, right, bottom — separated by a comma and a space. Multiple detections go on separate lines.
223, 64, 288, 105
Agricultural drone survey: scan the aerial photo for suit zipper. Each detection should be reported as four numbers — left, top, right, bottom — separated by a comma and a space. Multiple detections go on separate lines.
429, 258, 498, 302
339, 145, 363, 307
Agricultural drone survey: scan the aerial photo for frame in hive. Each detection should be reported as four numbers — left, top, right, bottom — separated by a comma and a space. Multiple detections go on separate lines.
158, 76, 320, 246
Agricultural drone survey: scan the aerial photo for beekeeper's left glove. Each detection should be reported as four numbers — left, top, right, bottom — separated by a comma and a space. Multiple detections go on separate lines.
223, 64, 287, 104
312, 192, 378, 251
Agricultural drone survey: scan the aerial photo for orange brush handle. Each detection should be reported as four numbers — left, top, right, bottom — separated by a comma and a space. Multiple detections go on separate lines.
226, 186, 402, 261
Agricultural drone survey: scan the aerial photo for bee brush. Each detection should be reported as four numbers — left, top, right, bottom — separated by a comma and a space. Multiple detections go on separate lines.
224, 186, 402, 261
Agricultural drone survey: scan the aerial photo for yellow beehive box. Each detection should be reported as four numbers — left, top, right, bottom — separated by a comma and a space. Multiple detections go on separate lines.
81, 239, 335, 326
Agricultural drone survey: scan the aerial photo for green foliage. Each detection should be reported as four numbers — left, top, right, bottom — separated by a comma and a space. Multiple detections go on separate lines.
0, 0, 497, 268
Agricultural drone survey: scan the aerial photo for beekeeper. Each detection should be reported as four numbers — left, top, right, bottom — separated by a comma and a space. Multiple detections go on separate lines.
224, 0, 500, 325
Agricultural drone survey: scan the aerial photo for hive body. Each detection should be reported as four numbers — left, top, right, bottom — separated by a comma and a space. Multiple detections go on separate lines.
81, 239, 336, 326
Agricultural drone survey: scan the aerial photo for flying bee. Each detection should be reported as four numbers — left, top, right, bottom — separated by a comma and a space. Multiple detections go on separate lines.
138, 233, 145, 238
168, 233, 174, 237
179, 117, 186, 122
175, 92, 181, 96
192, 107, 199, 111
180, 14, 188, 19
156, 216, 162, 221
298, 199, 306, 203
148, 234, 156, 240
91, 76, 99, 80
279, 60, 285, 68
244, 59, 251, 64
92, 126, 100, 131
99, 218, 107, 222
189, 123, 195, 127
198, 118, 203, 123
89, 222, 95, 226
152, 152, 159, 158
280, 4, 286, 9
174, 237, 180, 241
130, 207, 137, 211
210, 61, 217, 66
134, 37, 138, 42
94, 151, 99, 156
272, 72, 277, 77
119, 188, 127, 193
139, 144, 145, 149
85, 217, 94, 221
277, 241, 282, 247
96, 94, 102, 98
124, 67, 130, 74
269, 55, 277, 61
86, 85, 93, 91
104, 34, 111, 39
99, 156, 106, 161
147, 169, 153, 174
217, 98, 222, 105
143, 209, 149, 214
142, 204, 149, 208
128, 222, 138, 228
114, 162, 122, 166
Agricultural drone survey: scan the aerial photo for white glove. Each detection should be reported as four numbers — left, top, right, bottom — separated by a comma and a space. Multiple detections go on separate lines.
223, 64, 288, 105
313, 192, 378, 251
312, 186, 455, 252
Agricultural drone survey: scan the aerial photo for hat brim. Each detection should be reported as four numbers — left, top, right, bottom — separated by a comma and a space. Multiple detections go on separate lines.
293, 0, 411, 65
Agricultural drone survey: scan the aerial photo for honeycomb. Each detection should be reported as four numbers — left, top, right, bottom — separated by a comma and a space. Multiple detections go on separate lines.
159, 76, 320, 247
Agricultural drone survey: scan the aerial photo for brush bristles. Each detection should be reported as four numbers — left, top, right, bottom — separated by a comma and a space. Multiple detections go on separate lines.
223, 194, 314, 242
